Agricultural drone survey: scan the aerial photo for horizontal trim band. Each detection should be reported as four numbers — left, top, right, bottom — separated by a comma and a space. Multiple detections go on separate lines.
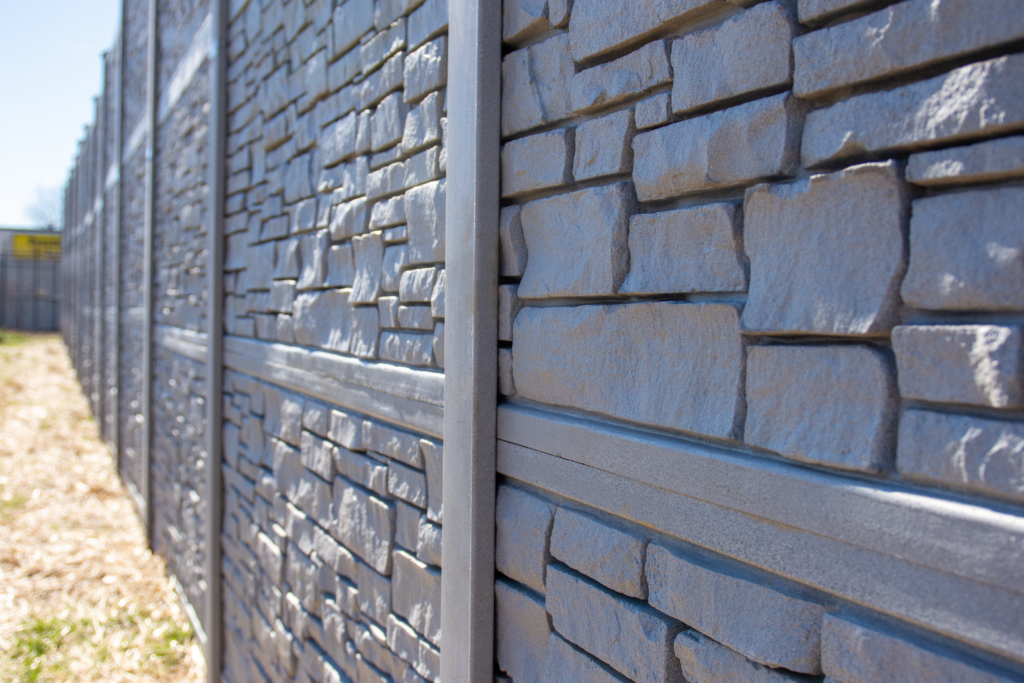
153, 324, 208, 362
497, 403, 1024, 664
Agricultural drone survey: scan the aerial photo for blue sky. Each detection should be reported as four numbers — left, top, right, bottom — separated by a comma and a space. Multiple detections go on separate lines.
0, 1, 121, 227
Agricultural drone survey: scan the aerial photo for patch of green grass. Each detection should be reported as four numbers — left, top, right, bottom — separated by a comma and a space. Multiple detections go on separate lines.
10, 616, 78, 682
0, 492, 29, 521
0, 330, 32, 347
147, 621, 192, 666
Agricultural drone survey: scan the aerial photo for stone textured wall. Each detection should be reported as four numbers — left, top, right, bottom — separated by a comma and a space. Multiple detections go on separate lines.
495, 0, 1024, 681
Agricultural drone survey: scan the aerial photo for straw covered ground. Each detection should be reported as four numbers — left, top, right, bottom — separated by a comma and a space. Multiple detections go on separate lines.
0, 331, 204, 682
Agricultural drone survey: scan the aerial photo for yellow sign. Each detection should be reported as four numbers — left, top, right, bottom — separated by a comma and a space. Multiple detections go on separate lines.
12, 234, 62, 261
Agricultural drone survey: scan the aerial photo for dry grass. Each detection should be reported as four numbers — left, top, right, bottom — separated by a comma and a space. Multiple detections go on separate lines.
0, 332, 205, 682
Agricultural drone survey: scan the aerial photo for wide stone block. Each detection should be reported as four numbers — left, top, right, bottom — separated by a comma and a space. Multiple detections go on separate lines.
633, 93, 801, 201
742, 162, 906, 335
675, 631, 808, 683
380, 331, 435, 366
402, 92, 444, 155
672, 1, 794, 115
495, 578, 551, 683
550, 507, 647, 599
574, 109, 635, 182
369, 196, 407, 230
543, 632, 629, 683
495, 485, 556, 594
892, 325, 1024, 408
794, 0, 1024, 99
501, 34, 574, 137
620, 203, 745, 295
363, 421, 423, 467
902, 187, 1024, 311
405, 180, 446, 265
547, 564, 683, 683
647, 543, 828, 674
329, 409, 364, 451
898, 409, 1024, 503
330, 197, 368, 241
404, 36, 447, 103
519, 183, 634, 298
333, 479, 396, 575
802, 54, 1024, 168
571, 42, 671, 114
501, 129, 574, 198
388, 460, 428, 508
336, 448, 389, 497
568, 0, 718, 63
746, 345, 897, 473
292, 290, 353, 353
907, 136, 1024, 187
514, 303, 744, 437
821, 613, 1016, 683
399, 267, 438, 304
392, 550, 441, 645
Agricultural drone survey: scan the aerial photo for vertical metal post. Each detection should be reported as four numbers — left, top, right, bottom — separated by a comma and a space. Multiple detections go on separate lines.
441, 0, 502, 681
142, 0, 158, 543
204, 1, 227, 680
114, 26, 125, 468
95, 91, 107, 433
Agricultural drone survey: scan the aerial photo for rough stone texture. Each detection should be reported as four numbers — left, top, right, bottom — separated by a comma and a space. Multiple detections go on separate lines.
675, 631, 809, 683
351, 231, 386, 304
742, 162, 906, 335
821, 613, 1017, 683
501, 129, 574, 198
794, 0, 1024, 99
567, 0, 718, 63
620, 203, 746, 295
495, 485, 555, 595
497, 285, 522, 343
495, 578, 551, 683
635, 92, 672, 131
416, 517, 442, 567
745, 345, 898, 473
333, 479, 396, 575
420, 439, 443, 523
380, 331, 435, 366
574, 109, 635, 182
802, 54, 1024, 168
647, 543, 829, 674
388, 460, 428, 507
798, 0, 880, 25
892, 325, 1024, 408
503, 0, 549, 45
499, 348, 516, 396
550, 507, 648, 599
514, 303, 744, 437
404, 36, 447, 102
571, 42, 671, 114
897, 409, 1024, 503
499, 206, 528, 277
672, 1, 795, 115
633, 93, 801, 201
906, 136, 1024, 187
543, 632, 630, 683
392, 550, 441, 645
501, 34, 574, 137
546, 564, 683, 683
293, 290, 353, 353
405, 179, 446, 265
325, 243, 356, 288
518, 183, 635, 299
901, 187, 1024, 311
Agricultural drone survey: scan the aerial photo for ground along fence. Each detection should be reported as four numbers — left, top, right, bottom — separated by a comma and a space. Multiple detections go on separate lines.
0, 252, 61, 332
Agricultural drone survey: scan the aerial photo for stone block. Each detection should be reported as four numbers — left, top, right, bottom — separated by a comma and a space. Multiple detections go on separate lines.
325, 243, 355, 288
647, 542, 828, 674
370, 196, 407, 230
907, 136, 1024, 187
892, 325, 1024, 408
568, 0, 718, 62
329, 409, 364, 451
635, 92, 672, 131
292, 290, 353, 353
392, 550, 441, 645
499, 348, 516, 396
336, 448, 389, 497
798, 0, 879, 25
902, 187, 1024, 311
388, 460, 428, 507
746, 345, 897, 473
802, 54, 1024, 168
432, 321, 445, 368
416, 640, 440, 681
501, 34, 574, 137
675, 631, 808, 683
495, 485, 555, 594
420, 439, 443, 523
519, 183, 634, 298
633, 93, 801, 201
380, 331, 435, 366
620, 203, 745, 295
398, 306, 434, 330
333, 0, 374, 57
357, 52, 406, 111
404, 37, 447, 103
357, 560, 393, 624
408, 0, 447, 49
794, 0, 1024, 100
543, 632, 629, 683
821, 612, 1016, 683
499, 206, 528, 278
379, 296, 401, 328
362, 421, 423, 467
371, 92, 409, 152
297, 230, 329, 291
550, 507, 647, 599
382, 244, 410, 293
333, 479, 396, 575
399, 267, 438, 303
416, 517, 441, 567
430, 269, 445, 318
501, 129, 574, 199
351, 231, 385, 304
269, 280, 297, 313
498, 285, 522, 342
504, 0, 549, 45
898, 409, 1024, 503
293, 198, 318, 235
495, 578, 551, 683
571, 41, 671, 114
330, 197, 368, 241
547, 564, 683, 683
672, 1, 795, 115
402, 91, 444, 154
387, 613, 420, 666
742, 162, 906, 335
514, 303, 744, 437
405, 180, 446, 265
574, 109, 635, 182
301, 431, 338, 481
395, 500, 422, 552
350, 305, 380, 358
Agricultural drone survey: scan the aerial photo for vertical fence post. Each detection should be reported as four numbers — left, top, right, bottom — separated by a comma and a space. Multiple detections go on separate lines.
113, 26, 124, 470
142, 0, 158, 543
204, 1, 227, 680
441, 0, 502, 681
